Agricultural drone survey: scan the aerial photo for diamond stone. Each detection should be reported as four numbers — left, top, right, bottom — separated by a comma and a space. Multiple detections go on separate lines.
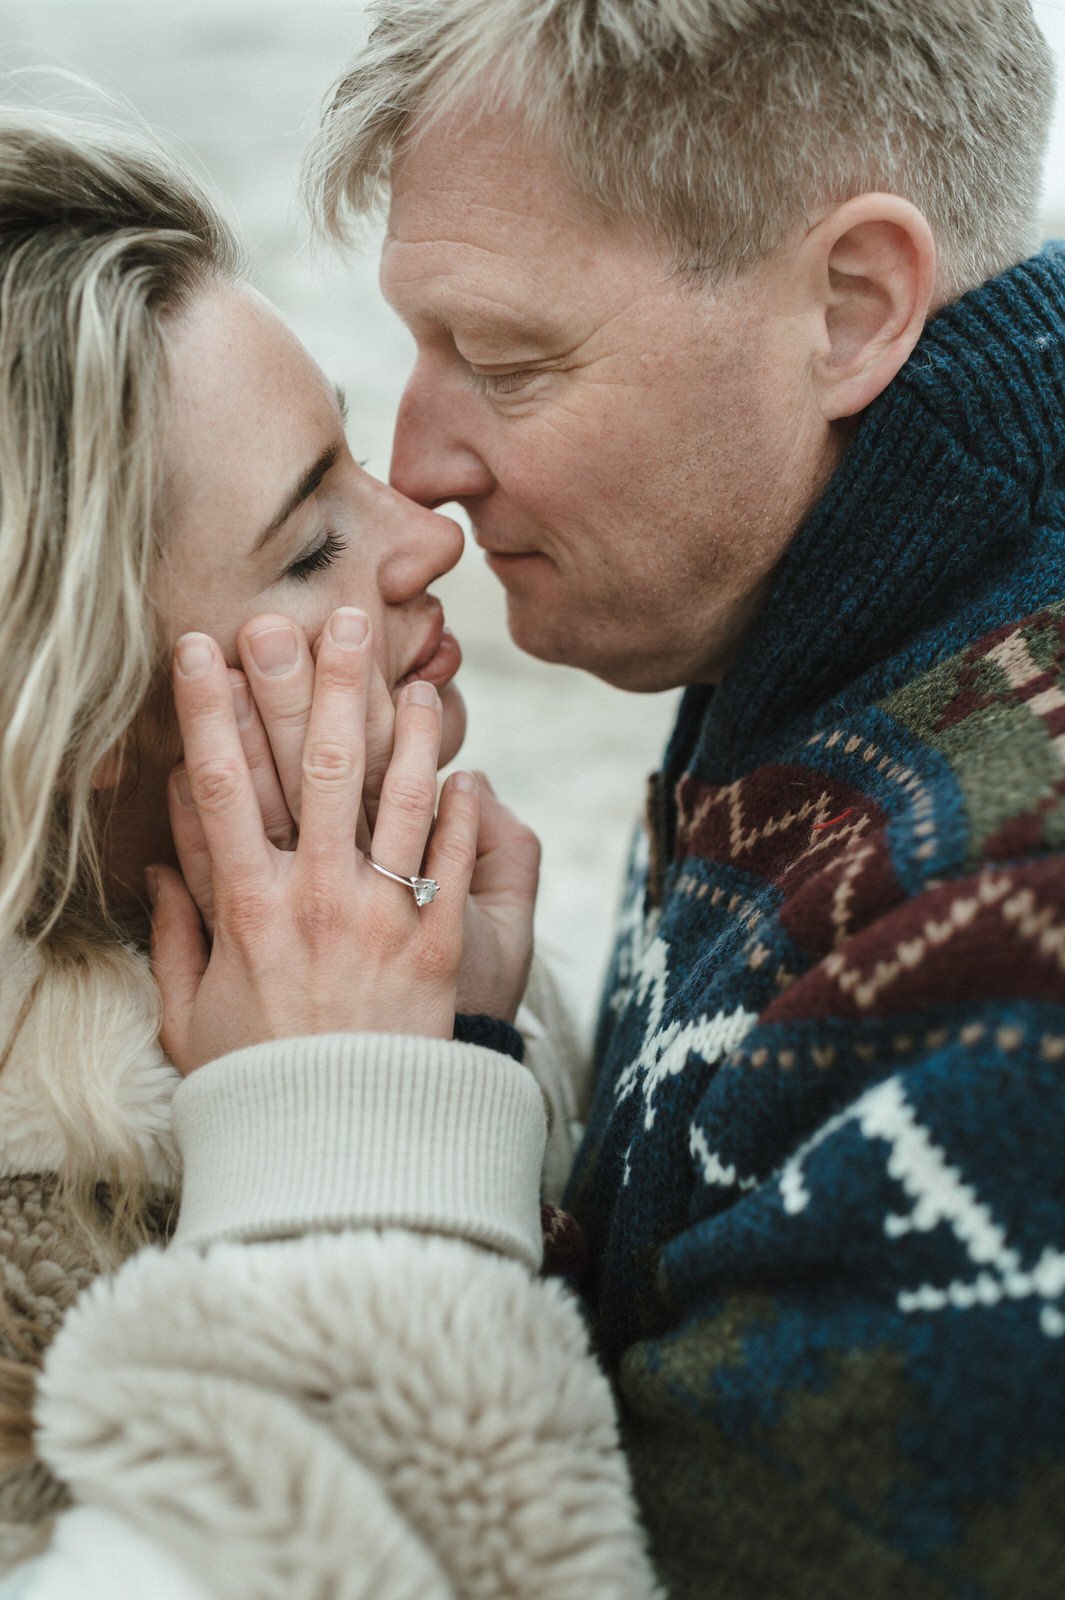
412, 877, 439, 907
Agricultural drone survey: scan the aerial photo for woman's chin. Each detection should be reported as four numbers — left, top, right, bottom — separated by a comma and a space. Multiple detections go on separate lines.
439, 681, 467, 768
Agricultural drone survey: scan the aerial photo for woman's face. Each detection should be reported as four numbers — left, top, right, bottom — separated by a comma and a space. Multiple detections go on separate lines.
105, 277, 468, 917
157, 278, 467, 758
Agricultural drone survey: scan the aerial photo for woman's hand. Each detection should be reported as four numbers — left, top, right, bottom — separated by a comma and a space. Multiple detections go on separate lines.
169, 615, 541, 1025
148, 608, 480, 1075
168, 612, 398, 933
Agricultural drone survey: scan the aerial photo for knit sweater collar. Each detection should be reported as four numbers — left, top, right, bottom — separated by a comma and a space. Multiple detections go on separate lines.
667, 244, 1065, 784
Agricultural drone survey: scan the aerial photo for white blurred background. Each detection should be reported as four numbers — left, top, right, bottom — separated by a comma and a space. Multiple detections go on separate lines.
1, 1, 1063, 1029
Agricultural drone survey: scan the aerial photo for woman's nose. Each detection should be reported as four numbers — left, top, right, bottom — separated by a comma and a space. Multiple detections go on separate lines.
379, 488, 465, 602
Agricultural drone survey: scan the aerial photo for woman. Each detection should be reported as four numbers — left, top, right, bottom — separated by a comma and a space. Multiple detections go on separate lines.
0, 107, 654, 1595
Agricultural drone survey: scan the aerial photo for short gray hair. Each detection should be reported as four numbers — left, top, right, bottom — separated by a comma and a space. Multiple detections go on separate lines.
308, 0, 1055, 296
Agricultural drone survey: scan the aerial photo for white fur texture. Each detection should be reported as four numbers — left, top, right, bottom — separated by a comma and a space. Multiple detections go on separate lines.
14, 1506, 211, 1600
36, 1231, 659, 1598
0, 939, 179, 1185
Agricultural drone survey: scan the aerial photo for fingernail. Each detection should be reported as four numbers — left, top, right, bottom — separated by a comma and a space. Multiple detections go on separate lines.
330, 608, 369, 648
246, 623, 298, 676
174, 767, 192, 806
176, 633, 214, 678
451, 770, 477, 792
144, 868, 159, 907
229, 675, 252, 727
405, 680, 438, 708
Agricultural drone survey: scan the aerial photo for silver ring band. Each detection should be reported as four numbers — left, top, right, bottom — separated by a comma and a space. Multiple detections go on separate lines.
363, 852, 439, 907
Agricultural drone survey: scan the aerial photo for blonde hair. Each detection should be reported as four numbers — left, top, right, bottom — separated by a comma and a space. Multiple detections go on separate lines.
0, 107, 240, 950
308, 0, 1055, 297
0, 107, 241, 1462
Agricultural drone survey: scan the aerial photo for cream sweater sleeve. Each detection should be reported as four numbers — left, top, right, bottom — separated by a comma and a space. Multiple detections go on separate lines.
29, 1032, 660, 1600
168, 1032, 547, 1264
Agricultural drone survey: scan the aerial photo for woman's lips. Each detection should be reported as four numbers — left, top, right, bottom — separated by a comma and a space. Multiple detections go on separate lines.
395, 624, 463, 691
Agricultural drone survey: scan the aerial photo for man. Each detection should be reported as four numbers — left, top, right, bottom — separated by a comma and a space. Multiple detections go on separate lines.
303, 2, 1065, 1593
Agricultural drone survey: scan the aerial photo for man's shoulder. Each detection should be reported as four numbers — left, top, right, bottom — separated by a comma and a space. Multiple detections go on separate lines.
876, 599, 1065, 870
652, 600, 1065, 1040
670, 597, 1065, 919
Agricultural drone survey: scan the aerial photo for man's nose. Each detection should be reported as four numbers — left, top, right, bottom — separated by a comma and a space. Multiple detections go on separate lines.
389, 367, 494, 509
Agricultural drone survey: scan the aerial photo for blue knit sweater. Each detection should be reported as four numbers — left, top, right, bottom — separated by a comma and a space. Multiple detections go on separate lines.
567, 244, 1065, 1599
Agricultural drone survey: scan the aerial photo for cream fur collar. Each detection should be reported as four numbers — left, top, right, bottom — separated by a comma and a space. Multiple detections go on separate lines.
0, 939, 181, 1186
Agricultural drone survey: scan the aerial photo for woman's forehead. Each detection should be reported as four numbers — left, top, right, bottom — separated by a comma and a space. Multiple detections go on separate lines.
163, 282, 338, 536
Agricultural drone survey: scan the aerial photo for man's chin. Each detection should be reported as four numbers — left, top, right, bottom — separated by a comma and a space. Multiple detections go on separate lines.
505, 606, 701, 692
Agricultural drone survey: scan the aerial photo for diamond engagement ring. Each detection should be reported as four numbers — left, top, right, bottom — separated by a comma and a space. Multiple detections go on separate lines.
363, 853, 439, 907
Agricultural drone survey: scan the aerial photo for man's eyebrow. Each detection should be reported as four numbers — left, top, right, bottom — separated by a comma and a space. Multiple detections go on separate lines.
254, 440, 341, 554
436, 306, 560, 348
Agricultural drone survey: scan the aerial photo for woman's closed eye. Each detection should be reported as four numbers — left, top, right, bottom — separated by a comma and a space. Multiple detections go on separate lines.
284, 529, 349, 584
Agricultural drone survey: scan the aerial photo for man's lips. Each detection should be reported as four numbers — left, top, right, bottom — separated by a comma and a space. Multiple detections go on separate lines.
483, 547, 544, 567
396, 610, 463, 690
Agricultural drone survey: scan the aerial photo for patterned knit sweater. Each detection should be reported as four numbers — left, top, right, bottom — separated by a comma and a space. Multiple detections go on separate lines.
567, 244, 1065, 1599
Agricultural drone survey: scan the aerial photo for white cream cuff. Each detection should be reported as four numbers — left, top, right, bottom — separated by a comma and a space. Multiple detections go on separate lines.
170, 1035, 547, 1269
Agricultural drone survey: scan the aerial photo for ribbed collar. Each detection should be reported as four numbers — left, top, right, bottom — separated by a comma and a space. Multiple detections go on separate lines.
666, 244, 1065, 784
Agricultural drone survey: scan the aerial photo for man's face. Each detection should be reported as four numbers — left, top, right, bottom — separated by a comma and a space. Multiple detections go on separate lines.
382, 111, 840, 692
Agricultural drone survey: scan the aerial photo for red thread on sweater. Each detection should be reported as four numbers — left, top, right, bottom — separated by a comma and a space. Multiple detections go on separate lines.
813, 809, 855, 830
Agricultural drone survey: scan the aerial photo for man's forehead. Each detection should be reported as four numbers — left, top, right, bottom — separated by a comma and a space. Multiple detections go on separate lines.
383, 156, 655, 336
382, 181, 597, 336
385, 103, 607, 257
379, 237, 567, 349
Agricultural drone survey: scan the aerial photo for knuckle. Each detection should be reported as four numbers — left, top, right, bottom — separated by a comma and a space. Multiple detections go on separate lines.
303, 741, 357, 787
189, 758, 246, 813
179, 685, 235, 734
506, 814, 540, 849
500, 813, 542, 869
293, 885, 345, 943
216, 885, 275, 946
383, 771, 437, 818
316, 656, 364, 692
433, 832, 477, 877
518, 826, 542, 866
417, 936, 459, 986
265, 814, 298, 851
177, 671, 222, 714
260, 704, 311, 734
360, 901, 399, 950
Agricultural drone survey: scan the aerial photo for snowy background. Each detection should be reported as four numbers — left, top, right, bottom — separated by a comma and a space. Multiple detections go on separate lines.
2, 0, 1063, 1027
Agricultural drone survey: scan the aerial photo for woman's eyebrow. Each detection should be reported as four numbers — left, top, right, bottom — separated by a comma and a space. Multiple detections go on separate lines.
253, 441, 341, 553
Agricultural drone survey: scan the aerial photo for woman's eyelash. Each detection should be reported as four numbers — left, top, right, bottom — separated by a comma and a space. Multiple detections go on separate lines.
285, 530, 349, 583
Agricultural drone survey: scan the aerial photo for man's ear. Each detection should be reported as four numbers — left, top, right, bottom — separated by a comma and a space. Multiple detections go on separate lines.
804, 194, 937, 422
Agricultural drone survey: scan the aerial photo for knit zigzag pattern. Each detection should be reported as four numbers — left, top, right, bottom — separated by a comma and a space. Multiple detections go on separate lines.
568, 246, 1065, 1600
